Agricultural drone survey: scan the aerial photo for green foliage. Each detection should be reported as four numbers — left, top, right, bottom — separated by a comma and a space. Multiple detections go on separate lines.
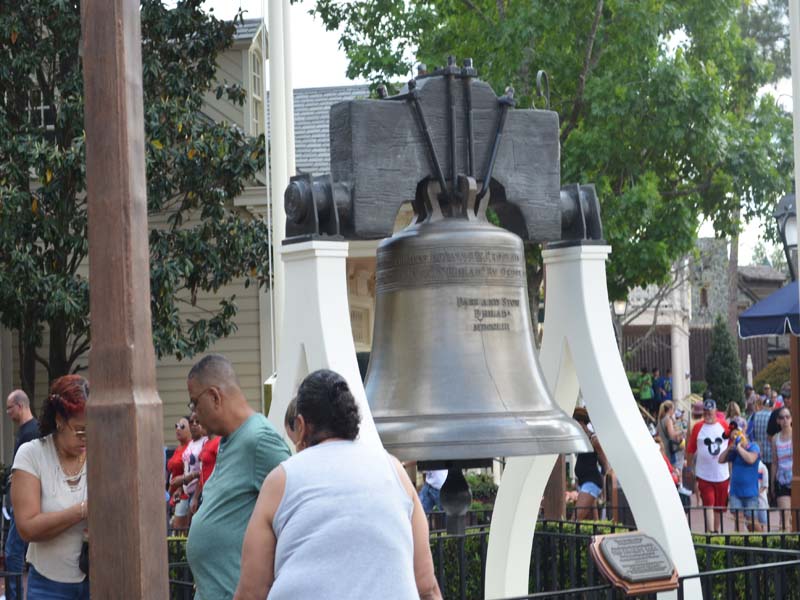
705, 315, 743, 409
754, 355, 791, 394
691, 380, 708, 396
301, 0, 793, 301
0, 1, 269, 393
752, 240, 789, 276
738, 0, 790, 81
465, 471, 498, 505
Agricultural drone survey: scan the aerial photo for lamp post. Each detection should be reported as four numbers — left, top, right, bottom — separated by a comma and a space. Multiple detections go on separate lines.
774, 193, 800, 530
612, 298, 627, 355
775, 194, 797, 281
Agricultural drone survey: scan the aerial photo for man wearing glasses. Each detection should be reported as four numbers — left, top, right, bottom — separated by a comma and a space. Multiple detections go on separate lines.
185, 354, 290, 600
5, 390, 39, 600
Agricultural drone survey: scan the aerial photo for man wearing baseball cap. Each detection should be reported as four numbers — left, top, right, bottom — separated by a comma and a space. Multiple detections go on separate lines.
686, 398, 730, 533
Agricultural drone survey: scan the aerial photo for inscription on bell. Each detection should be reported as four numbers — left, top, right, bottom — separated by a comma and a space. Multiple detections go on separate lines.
457, 296, 522, 332
377, 245, 525, 292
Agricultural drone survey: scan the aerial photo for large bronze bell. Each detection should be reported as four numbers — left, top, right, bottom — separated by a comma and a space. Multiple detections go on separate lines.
365, 177, 591, 467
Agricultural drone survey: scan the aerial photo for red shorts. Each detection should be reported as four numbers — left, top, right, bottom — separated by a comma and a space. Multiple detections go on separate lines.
697, 477, 729, 513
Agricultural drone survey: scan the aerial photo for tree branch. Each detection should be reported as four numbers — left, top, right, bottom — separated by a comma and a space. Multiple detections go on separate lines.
660, 161, 723, 198
34, 350, 50, 376
66, 348, 90, 374
67, 335, 90, 369
622, 262, 690, 356
560, 0, 604, 144
460, 0, 492, 23
496, 0, 506, 21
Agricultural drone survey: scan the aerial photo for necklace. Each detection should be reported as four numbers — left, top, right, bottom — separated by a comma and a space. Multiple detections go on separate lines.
56, 442, 86, 478
62, 453, 86, 478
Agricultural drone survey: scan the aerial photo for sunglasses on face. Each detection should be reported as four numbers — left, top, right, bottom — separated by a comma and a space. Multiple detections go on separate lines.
175, 423, 186, 430
189, 420, 199, 425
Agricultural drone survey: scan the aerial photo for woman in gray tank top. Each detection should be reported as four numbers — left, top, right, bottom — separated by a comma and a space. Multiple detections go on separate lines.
234, 369, 442, 600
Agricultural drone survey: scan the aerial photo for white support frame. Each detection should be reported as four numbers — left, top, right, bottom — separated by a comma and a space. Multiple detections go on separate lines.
269, 240, 381, 449
485, 243, 701, 600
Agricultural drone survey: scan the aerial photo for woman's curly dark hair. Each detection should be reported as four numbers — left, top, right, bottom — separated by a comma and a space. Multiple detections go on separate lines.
39, 375, 89, 438
296, 370, 360, 445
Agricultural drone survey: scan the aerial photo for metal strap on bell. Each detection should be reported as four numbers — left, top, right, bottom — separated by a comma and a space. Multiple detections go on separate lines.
365, 176, 591, 465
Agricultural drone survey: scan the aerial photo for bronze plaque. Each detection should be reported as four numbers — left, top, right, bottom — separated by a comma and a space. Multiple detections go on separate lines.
599, 534, 674, 583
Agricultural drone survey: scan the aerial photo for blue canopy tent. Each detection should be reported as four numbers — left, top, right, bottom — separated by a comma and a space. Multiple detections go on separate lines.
738, 281, 800, 338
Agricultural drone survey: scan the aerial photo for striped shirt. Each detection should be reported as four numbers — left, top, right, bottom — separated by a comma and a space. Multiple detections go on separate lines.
775, 435, 793, 486
748, 410, 773, 463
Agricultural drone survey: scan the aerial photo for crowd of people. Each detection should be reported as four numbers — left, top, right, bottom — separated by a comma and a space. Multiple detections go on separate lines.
636, 366, 673, 416
569, 373, 794, 533
4, 349, 795, 597
4, 356, 443, 600
642, 377, 793, 533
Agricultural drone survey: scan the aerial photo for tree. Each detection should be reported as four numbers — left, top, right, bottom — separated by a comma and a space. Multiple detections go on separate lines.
705, 314, 743, 410
0, 0, 270, 401
304, 0, 793, 302
752, 240, 788, 275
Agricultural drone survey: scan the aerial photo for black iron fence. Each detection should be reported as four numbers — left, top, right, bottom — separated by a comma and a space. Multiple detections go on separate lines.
169, 562, 194, 600
166, 515, 800, 599
1, 571, 23, 598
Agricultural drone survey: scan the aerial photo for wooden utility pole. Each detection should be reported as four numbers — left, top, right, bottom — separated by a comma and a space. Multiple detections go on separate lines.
82, 0, 169, 597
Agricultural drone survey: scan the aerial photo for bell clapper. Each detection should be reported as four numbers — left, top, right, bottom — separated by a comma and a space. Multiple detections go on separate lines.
438, 467, 472, 536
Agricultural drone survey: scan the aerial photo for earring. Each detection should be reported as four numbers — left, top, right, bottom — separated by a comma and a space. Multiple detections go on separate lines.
57, 423, 63, 432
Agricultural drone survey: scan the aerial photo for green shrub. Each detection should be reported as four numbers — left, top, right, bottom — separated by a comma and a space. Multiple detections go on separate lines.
691, 380, 707, 395
466, 471, 498, 505
754, 355, 791, 395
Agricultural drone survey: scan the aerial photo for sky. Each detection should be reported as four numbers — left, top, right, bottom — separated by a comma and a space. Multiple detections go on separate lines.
204, 0, 363, 88
203, 0, 792, 266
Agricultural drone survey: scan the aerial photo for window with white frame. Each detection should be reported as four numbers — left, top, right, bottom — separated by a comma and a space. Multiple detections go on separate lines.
2, 89, 55, 133
250, 48, 264, 136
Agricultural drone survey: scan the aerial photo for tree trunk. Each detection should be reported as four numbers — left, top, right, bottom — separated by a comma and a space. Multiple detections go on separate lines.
542, 455, 566, 519
18, 336, 36, 409
48, 319, 69, 381
727, 233, 739, 338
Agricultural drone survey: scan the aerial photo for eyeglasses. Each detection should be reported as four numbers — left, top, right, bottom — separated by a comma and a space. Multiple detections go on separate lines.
66, 421, 87, 439
175, 423, 186, 430
188, 386, 215, 411
188, 419, 199, 425
778, 415, 791, 420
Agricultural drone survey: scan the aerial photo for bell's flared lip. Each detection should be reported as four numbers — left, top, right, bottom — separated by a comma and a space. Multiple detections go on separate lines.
378, 433, 592, 463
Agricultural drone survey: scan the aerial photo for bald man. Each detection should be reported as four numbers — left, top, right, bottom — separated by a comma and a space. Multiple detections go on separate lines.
185, 354, 290, 600
5, 390, 39, 600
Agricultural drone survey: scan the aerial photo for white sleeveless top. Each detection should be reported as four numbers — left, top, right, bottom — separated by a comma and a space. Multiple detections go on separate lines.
270, 440, 417, 599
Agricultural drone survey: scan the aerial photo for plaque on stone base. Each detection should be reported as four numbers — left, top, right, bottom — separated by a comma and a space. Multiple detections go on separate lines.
590, 532, 678, 596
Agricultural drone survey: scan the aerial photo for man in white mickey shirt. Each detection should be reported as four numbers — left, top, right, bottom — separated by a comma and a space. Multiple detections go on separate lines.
686, 398, 730, 533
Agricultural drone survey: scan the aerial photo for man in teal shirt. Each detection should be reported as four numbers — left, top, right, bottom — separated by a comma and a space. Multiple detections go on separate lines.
185, 354, 291, 600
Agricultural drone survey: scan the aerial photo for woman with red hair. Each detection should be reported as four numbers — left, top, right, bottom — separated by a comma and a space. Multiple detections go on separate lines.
11, 375, 89, 599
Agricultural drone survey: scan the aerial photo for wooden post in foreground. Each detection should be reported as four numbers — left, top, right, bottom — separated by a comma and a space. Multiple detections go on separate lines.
82, 0, 169, 597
